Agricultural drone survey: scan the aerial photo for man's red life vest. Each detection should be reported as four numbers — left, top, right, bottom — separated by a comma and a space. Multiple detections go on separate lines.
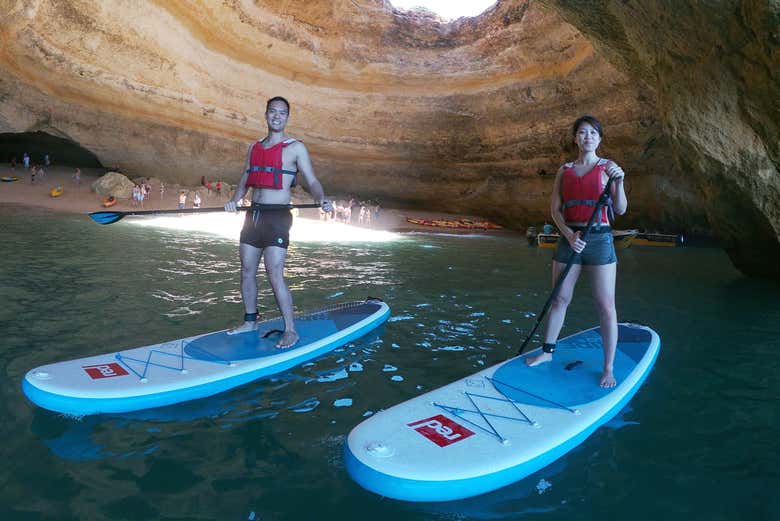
246, 138, 298, 190
561, 159, 609, 224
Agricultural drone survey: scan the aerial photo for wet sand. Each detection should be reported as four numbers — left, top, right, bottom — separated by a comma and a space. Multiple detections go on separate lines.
0, 164, 505, 234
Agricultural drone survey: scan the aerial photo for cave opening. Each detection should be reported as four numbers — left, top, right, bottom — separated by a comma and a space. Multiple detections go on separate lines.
389, 0, 497, 21
0, 131, 103, 168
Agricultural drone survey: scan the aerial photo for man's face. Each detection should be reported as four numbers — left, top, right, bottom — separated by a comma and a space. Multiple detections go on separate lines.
266, 100, 289, 132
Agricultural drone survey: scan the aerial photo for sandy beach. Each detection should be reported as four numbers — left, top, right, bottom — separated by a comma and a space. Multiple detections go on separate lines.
0, 164, 506, 234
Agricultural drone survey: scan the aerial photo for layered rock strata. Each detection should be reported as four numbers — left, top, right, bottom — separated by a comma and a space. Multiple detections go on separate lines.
0, 0, 776, 276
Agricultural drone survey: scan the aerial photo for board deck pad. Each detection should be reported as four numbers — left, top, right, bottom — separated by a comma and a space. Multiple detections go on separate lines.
493, 326, 651, 408
23, 299, 390, 416
345, 323, 660, 502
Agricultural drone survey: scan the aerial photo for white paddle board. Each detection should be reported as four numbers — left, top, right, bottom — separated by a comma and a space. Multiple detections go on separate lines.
345, 322, 659, 501
24, 298, 390, 416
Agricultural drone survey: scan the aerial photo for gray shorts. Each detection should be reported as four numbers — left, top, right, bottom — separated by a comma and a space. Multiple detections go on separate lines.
553, 227, 617, 266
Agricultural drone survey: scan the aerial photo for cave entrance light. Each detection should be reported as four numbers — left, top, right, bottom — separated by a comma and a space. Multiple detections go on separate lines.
390, 0, 497, 21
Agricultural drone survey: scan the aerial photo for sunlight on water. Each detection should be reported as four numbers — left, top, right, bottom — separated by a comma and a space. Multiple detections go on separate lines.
131, 213, 403, 243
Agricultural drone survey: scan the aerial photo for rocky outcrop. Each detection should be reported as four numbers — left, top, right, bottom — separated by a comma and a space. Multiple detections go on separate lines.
91, 172, 134, 199
0, 0, 777, 276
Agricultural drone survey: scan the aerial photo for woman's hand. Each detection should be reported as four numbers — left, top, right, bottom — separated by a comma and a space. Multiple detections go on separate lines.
605, 161, 625, 182
567, 230, 586, 253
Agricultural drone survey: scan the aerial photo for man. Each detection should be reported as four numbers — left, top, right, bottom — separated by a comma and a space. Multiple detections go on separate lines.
225, 96, 332, 348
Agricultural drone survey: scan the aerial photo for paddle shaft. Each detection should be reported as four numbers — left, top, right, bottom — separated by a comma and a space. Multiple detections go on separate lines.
517, 177, 615, 355
89, 203, 322, 225
110, 204, 319, 218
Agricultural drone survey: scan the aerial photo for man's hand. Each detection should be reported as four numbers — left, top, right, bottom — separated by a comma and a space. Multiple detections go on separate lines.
224, 200, 238, 212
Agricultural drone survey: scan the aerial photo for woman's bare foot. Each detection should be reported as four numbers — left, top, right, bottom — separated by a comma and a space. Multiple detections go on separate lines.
276, 329, 299, 349
599, 370, 616, 388
227, 321, 258, 335
525, 352, 553, 367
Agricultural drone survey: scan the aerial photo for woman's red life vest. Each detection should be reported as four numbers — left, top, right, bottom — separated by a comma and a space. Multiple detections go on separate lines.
561, 159, 609, 224
246, 138, 298, 190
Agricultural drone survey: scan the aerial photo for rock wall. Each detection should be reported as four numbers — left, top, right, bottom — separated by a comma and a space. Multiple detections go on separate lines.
1, 0, 776, 276
542, 0, 780, 277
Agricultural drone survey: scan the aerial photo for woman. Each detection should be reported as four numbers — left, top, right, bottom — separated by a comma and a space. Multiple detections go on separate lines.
525, 115, 627, 388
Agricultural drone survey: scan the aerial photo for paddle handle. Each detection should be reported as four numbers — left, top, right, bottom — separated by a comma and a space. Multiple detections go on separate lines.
517, 177, 615, 355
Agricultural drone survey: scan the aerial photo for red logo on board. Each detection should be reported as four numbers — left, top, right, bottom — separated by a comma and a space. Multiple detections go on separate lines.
83, 363, 129, 379
407, 414, 475, 447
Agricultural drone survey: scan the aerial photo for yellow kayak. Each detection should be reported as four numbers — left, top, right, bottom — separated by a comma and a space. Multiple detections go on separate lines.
634, 232, 683, 247
49, 186, 64, 198
612, 229, 639, 249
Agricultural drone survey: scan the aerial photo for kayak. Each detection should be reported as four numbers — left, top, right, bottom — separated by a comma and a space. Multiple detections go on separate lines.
612, 229, 639, 249
536, 233, 559, 248
634, 232, 683, 247
345, 323, 660, 502
23, 298, 390, 415
49, 186, 64, 198
406, 217, 502, 230
102, 195, 117, 207
1, 176, 19, 182
536, 230, 637, 250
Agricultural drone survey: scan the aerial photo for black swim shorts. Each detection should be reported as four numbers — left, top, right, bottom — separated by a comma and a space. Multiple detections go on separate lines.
239, 209, 293, 249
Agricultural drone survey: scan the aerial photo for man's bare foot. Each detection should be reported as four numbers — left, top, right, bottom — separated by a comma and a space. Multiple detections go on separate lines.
276, 330, 299, 349
227, 321, 259, 335
525, 352, 553, 367
599, 370, 616, 388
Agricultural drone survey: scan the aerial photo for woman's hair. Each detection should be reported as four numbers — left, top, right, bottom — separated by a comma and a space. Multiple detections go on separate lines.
572, 115, 603, 137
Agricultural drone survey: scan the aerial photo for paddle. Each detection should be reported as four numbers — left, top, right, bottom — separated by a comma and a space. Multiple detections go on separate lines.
517, 177, 615, 355
89, 203, 322, 225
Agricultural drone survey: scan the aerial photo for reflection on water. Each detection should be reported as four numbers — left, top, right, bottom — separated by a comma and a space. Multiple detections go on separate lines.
0, 205, 778, 520
134, 213, 402, 243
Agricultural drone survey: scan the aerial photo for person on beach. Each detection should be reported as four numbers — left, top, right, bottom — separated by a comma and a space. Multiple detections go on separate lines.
193, 192, 201, 209
160, 182, 165, 200
22, 153, 29, 169
524, 115, 628, 388
224, 96, 332, 348
73, 168, 81, 185
178, 191, 186, 209
30, 166, 36, 184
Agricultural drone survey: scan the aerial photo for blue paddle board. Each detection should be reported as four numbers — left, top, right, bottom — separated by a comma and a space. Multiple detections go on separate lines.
345, 322, 659, 501
23, 298, 390, 416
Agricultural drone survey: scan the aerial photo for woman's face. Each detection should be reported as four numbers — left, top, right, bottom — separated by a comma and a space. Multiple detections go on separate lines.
574, 122, 601, 153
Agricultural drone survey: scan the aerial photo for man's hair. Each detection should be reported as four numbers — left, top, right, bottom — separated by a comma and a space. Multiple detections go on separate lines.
572, 115, 603, 137
266, 96, 290, 114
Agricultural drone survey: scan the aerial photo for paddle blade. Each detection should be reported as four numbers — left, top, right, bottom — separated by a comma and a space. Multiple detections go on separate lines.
88, 211, 125, 225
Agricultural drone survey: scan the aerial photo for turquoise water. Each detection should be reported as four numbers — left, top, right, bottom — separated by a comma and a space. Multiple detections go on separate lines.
1, 205, 778, 521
